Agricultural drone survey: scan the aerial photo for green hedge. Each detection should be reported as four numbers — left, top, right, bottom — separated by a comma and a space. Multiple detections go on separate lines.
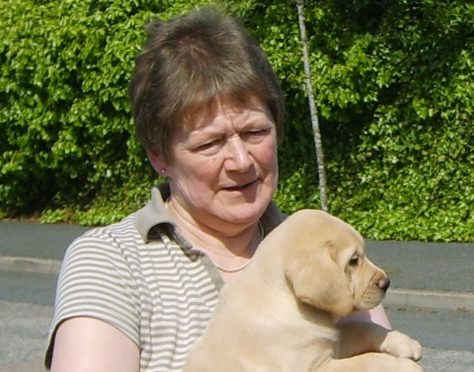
1, 0, 473, 241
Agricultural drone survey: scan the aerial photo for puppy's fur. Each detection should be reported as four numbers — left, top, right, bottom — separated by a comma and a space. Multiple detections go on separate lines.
184, 210, 423, 372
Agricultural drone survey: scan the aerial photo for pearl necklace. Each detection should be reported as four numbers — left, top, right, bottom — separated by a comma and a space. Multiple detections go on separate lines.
214, 221, 264, 273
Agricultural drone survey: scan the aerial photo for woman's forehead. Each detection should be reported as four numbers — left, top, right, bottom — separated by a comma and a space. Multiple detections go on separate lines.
182, 96, 272, 129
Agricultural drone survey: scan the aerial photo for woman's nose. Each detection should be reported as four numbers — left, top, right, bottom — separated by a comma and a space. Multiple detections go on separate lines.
225, 136, 252, 172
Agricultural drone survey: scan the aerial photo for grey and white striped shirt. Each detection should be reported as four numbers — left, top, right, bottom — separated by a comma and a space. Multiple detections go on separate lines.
45, 184, 284, 371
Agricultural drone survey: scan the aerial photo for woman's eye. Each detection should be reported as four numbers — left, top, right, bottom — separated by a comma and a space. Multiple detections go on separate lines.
252, 129, 269, 135
243, 129, 270, 140
197, 141, 215, 150
194, 139, 222, 153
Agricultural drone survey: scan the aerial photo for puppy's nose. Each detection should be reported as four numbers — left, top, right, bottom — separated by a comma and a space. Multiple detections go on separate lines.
377, 277, 391, 292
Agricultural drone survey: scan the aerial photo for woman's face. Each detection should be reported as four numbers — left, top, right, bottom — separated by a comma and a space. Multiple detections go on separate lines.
154, 98, 278, 233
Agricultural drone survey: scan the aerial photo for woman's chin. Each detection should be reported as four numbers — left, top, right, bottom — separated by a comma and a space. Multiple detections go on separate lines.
214, 200, 269, 225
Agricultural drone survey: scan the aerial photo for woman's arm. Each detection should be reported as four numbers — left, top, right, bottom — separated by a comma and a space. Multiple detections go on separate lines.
50, 317, 140, 372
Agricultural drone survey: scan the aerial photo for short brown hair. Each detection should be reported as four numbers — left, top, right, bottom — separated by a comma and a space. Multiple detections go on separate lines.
130, 7, 284, 162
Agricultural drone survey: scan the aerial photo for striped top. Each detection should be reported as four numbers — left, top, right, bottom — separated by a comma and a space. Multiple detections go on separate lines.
45, 183, 285, 371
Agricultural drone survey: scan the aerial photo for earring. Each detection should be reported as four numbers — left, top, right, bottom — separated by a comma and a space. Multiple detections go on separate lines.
160, 169, 166, 176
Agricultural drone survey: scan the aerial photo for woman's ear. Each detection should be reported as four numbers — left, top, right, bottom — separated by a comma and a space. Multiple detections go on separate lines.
147, 150, 167, 176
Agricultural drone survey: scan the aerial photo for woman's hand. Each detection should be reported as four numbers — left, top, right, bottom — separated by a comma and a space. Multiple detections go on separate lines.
339, 303, 392, 330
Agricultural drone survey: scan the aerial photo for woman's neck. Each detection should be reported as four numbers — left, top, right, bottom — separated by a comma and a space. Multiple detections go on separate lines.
165, 197, 263, 281
166, 197, 261, 258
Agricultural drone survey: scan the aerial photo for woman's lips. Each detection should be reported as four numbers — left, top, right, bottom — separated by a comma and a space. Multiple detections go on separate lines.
222, 180, 258, 192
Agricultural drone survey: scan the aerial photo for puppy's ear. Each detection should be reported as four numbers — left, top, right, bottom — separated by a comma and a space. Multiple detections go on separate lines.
285, 241, 353, 317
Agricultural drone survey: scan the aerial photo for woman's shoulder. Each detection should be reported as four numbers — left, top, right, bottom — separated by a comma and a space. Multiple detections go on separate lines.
63, 213, 145, 263
261, 202, 287, 235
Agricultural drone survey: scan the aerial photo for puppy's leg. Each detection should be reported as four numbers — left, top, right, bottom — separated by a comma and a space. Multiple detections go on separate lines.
321, 353, 424, 372
380, 329, 423, 361
336, 321, 422, 361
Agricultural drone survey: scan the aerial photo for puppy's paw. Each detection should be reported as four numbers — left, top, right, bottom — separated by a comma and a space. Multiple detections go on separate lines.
380, 330, 423, 361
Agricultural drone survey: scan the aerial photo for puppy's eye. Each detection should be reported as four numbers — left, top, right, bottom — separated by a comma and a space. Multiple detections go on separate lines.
348, 256, 359, 267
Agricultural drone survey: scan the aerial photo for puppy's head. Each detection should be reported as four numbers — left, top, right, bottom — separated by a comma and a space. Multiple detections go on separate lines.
282, 210, 389, 318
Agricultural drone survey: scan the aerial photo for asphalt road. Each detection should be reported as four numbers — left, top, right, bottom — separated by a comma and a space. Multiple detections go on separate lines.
1, 270, 474, 371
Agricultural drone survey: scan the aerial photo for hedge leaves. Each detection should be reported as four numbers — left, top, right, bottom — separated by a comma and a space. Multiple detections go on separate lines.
1, 0, 472, 241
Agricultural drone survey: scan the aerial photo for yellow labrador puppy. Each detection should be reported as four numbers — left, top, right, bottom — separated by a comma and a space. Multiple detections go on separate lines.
184, 210, 423, 372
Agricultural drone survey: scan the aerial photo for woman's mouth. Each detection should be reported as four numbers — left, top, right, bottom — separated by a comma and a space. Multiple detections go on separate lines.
222, 180, 258, 192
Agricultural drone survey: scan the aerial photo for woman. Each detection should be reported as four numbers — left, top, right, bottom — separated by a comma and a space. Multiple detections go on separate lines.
46, 7, 390, 372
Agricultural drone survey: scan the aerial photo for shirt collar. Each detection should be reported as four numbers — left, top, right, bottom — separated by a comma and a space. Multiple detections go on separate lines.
134, 183, 191, 248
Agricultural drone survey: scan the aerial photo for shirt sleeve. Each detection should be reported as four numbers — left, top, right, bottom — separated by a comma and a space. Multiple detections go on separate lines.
44, 228, 141, 368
